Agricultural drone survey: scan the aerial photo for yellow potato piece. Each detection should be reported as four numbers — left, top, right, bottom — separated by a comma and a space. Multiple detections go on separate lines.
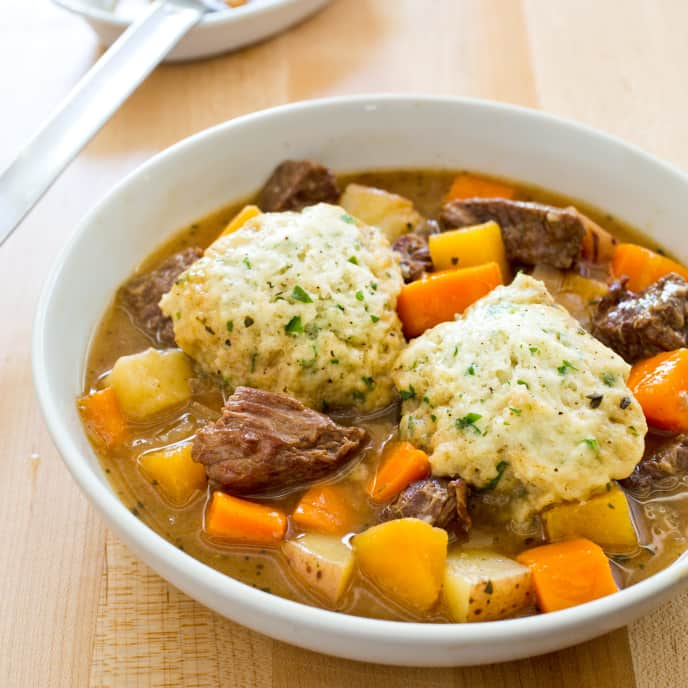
283, 534, 355, 605
109, 348, 193, 419
219, 204, 261, 238
543, 483, 638, 550
139, 443, 207, 507
339, 183, 422, 243
352, 518, 448, 612
443, 548, 533, 622
428, 221, 509, 279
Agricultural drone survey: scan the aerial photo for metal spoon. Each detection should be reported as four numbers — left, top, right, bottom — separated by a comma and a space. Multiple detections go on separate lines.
0, 0, 228, 246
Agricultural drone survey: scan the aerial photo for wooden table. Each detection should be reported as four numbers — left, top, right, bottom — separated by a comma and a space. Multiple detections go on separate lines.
2, 1, 688, 685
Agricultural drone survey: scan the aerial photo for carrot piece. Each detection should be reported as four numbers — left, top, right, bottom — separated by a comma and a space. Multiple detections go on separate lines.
516, 538, 618, 613
445, 172, 516, 202
293, 484, 357, 535
77, 387, 127, 449
627, 348, 688, 432
220, 204, 261, 237
205, 492, 287, 544
369, 441, 431, 503
611, 243, 688, 292
396, 262, 503, 338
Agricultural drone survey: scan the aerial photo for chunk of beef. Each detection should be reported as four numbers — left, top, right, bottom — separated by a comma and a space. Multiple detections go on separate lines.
393, 233, 432, 282
592, 274, 688, 363
120, 247, 202, 346
392, 219, 439, 283
192, 386, 368, 493
621, 434, 688, 496
440, 199, 585, 269
380, 477, 471, 538
257, 160, 340, 212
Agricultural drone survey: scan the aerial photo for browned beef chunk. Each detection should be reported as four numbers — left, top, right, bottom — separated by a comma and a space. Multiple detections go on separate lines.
392, 219, 439, 283
440, 199, 585, 269
120, 247, 202, 346
380, 477, 472, 538
453, 479, 471, 540
393, 233, 432, 282
592, 274, 688, 363
621, 434, 688, 496
192, 387, 368, 493
257, 160, 340, 212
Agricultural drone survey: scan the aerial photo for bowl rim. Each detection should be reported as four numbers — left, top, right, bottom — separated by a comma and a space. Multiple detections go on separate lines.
33, 93, 688, 656
51, 0, 318, 28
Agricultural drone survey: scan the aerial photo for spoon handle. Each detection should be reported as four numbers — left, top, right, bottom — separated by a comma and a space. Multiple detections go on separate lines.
0, 0, 202, 247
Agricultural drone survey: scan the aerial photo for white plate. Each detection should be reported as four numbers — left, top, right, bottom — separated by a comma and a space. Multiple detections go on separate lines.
33, 95, 688, 666
51, 0, 331, 61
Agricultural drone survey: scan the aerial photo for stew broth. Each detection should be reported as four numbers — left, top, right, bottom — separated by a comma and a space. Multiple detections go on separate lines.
84, 169, 688, 621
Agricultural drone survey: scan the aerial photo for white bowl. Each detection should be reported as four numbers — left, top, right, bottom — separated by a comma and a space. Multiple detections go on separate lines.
51, 0, 331, 62
33, 95, 688, 666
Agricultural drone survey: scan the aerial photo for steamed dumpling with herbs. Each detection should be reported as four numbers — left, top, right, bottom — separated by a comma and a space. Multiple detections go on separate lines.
160, 203, 405, 411
392, 273, 647, 520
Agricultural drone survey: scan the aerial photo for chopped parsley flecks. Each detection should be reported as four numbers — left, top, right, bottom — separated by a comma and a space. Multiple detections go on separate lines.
362, 376, 375, 389
482, 460, 509, 491
456, 412, 482, 434
399, 385, 416, 401
516, 379, 530, 389
285, 315, 304, 334
370, 314, 380, 323
299, 345, 318, 369
242, 256, 252, 269
330, 358, 339, 365
453, 345, 459, 357
466, 363, 476, 376
341, 214, 357, 225
348, 256, 359, 265
628, 426, 640, 437
557, 360, 577, 376
602, 372, 616, 387
509, 407, 522, 415
587, 393, 603, 409
244, 316, 255, 328
250, 352, 258, 373
529, 346, 540, 354
355, 290, 365, 301
370, 282, 378, 292
430, 414, 437, 423
291, 285, 313, 303
226, 320, 234, 333
352, 390, 366, 401
582, 438, 600, 452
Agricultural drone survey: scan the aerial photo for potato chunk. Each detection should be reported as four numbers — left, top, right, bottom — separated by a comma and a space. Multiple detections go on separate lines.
283, 534, 355, 605
428, 221, 510, 280
109, 348, 193, 419
352, 518, 447, 612
139, 443, 207, 507
340, 183, 422, 243
542, 483, 638, 550
443, 548, 533, 622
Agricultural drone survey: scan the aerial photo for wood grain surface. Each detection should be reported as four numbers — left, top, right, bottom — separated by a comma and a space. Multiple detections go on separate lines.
2, 1, 688, 686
